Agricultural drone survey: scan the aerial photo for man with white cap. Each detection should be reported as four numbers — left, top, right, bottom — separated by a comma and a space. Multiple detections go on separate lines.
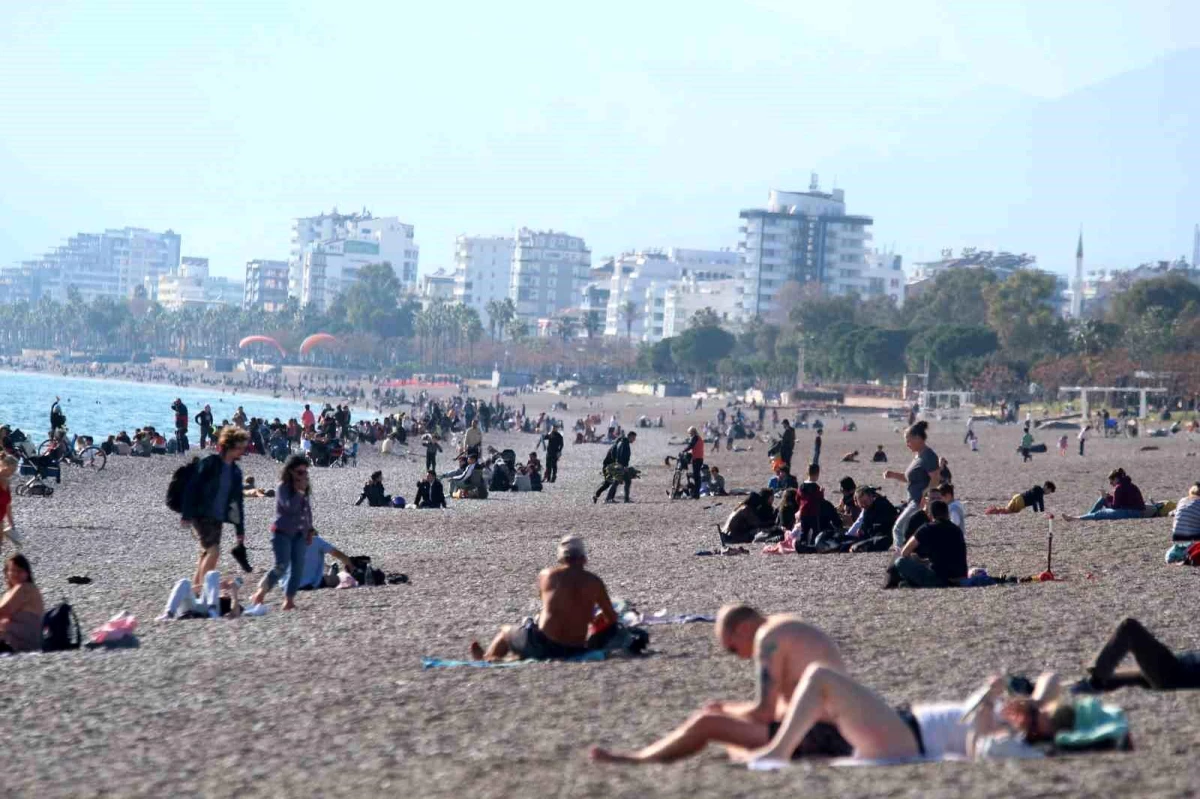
470, 535, 618, 661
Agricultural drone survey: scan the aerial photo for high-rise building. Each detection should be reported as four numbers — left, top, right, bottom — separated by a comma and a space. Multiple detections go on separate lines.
602, 248, 738, 342
5, 227, 181, 303
1192, 224, 1199, 270
290, 209, 419, 303
737, 180, 873, 320
452, 235, 516, 325
508, 228, 591, 323
244, 259, 290, 312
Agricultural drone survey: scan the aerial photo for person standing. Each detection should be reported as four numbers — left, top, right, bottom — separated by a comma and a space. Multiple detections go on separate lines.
883, 421, 940, 550
594, 431, 637, 504
194, 404, 214, 450
778, 419, 795, 469
1078, 424, 1088, 457
0, 455, 17, 554
49, 397, 66, 439
684, 426, 705, 499
812, 430, 822, 467
301, 404, 316, 432
545, 424, 564, 483
180, 426, 252, 584
464, 419, 483, 458
171, 398, 190, 453
250, 455, 315, 611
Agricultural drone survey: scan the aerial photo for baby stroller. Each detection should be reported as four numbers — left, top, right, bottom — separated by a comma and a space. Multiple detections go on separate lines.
16, 451, 59, 497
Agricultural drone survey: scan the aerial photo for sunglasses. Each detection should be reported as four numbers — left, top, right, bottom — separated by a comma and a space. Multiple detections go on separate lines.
294, 469, 309, 476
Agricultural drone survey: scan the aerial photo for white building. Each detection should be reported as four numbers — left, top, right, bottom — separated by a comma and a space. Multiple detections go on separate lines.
244, 259, 290, 312
828, 250, 905, 307
452, 234, 515, 325
152, 257, 244, 310
662, 277, 742, 339
420, 269, 457, 304
738, 180, 873, 320
7, 227, 182, 303
602, 248, 738, 342
291, 209, 419, 304
509, 228, 591, 323
297, 215, 419, 311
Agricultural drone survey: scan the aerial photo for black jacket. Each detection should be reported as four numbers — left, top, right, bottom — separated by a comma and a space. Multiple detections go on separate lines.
546, 430, 564, 458
607, 437, 632, 468
194, 409, 213, 428
357, 481, 391, 507
780, 427, 795, 453
858, 495, 899, 539
416, 479, 447, 508
180, 453, 245, 536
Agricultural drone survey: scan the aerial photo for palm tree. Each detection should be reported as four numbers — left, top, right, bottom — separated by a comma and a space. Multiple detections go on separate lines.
584, 310, 603, 340
558, 315, 579, 344
621, 299, 640, 340
485, 299, 502, 341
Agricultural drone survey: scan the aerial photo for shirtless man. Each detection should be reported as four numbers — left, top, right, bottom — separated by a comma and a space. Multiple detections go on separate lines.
589, 605, 850, 763
469, 535, 617, 661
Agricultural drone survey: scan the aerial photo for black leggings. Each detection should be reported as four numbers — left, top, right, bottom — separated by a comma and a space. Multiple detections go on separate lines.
1090, 618, 1200, 690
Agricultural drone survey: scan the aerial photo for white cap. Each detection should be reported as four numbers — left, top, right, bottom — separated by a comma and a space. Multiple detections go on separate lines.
557, 535, 586, 561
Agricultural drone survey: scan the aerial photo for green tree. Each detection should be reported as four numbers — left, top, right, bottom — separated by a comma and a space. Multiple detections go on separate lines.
671, 324, 735, 382
1110, 275, 1200, 327
583, 310, 603, 339
983, 270, 1066, 355
620, 299, 640, 339
903, 267, 997, 330
638, 338, 676, 376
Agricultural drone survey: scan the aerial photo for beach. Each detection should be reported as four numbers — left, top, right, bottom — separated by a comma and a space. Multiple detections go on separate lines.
4, 392, 1200, 798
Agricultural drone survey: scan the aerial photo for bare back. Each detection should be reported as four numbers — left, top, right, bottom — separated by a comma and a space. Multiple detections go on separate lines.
537, 565, 615, 647
755, 616, 847, 715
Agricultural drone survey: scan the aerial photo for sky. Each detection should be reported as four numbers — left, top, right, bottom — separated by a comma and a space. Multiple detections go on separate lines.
1, 0, 1198, 281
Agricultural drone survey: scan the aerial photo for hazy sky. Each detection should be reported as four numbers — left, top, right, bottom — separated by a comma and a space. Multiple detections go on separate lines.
2, 0, 1198, 280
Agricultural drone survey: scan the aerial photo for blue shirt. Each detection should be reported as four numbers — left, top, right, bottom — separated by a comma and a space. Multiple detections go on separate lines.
287, 535, 334, 590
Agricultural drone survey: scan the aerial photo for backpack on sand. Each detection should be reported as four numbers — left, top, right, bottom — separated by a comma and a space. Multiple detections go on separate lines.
43, 602, 81, 652
166, 458, 200, 514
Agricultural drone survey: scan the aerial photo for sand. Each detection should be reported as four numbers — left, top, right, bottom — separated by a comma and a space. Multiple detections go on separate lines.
4, 393, 1200, 798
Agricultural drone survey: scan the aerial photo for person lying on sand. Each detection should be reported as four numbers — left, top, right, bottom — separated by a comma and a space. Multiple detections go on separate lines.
732, 668, 1126, 765
242, 476, 275, 498
470, 535, 617, 662
840, 450, 859, 463
589, 606, 852, 763
1073, 617, 1200, 693
985, 482, 1055, 515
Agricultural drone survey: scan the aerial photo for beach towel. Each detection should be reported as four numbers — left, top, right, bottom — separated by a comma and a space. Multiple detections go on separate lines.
639, 613, 715, 625
422, 651, 606, 669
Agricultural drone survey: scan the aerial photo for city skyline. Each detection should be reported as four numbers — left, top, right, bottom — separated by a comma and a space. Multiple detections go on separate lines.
2, 2, 1198, 280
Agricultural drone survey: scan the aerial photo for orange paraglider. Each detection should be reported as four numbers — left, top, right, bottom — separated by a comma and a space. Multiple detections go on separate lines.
299, 332, 338, 356
238, 335, 286, 358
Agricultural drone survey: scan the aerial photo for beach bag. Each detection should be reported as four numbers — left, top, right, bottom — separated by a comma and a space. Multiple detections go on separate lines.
165, 458, 199, 514
43, 602, 81, 652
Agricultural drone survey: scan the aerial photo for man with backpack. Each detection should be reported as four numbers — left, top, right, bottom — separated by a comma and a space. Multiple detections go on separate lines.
176, 426, 252, 589
593, 431, 637, 504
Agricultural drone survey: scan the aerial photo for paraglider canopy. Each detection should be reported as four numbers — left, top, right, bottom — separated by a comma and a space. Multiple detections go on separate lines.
238, 335, 286, 358
299, 332, 338, 356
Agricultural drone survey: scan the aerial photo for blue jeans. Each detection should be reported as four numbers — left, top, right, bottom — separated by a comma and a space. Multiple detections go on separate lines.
258, 532, 307, 598
893, 557, 948, 588
1077, 507, 1143, 521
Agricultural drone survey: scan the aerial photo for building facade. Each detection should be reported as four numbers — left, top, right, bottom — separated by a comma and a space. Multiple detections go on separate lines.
602, 248, 738, 342
452, 235, 515, 325
3, 227, 181, 303
244, 259, 290, 312
508, 228, 591, 323
738, 182, 872, 320
420, 269, 457, 303
154, 257, 243, 310
290, 209, 419, 303
662, 276, 742, 339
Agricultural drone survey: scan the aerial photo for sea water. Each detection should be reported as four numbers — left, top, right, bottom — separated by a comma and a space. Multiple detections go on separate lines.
0, 370, 355, 439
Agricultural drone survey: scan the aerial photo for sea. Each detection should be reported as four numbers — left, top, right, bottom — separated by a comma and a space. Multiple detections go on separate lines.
0, 370, 345, 440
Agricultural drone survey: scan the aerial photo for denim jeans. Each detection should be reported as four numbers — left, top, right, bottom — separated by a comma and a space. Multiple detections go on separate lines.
258, 532, 308, 598
1078, 507, 1143, 521
893, 557, 948, 588
893, 500, 922, 549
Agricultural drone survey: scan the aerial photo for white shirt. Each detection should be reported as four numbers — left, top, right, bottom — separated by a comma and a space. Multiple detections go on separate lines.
948, 500, 966, 534
913, 703, 971, 758
1078, 427, 1088, 441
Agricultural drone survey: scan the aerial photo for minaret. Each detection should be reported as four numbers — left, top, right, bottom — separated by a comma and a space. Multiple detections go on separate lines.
1071, 230, 1084, 318
1193, 223, 1199, 270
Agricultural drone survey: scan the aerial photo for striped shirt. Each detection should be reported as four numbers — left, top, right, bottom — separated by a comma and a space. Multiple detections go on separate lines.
1172, 496, 1200, 541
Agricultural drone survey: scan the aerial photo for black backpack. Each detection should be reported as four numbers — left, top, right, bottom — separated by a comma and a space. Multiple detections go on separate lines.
166, 458, 200, 513
43, 602, 81, 652
603, 441, 619, 467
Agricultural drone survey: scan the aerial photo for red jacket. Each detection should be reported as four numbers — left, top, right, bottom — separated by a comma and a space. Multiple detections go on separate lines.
1110, 478, 1145, 511
797, 481, 824, 518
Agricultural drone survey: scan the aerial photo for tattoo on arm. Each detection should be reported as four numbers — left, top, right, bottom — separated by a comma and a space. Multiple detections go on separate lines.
754, 640, 778, 709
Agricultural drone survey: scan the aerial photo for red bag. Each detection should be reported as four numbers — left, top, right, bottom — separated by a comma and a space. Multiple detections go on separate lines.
1185, 542, 1200, 566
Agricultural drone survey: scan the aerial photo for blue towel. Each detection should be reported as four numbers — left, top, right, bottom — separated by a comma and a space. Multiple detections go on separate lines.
422, 650, 606, 669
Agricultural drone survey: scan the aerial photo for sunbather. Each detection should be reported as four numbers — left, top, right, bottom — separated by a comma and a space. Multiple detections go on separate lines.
589, 606, 852, 763
1074, 617, 1200, 692
469, 535, 617, 662
1062, 469, 1145, 521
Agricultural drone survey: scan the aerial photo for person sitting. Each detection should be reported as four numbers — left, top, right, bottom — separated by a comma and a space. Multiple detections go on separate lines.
886, 499, 967, 589
871, 444, 888, 463
1074, 617, 1200, 693
356, 471, 392, 507
1170, 483, 1200, 542
721, 490, 777, 544
588, 607, 853, 764
938, 482, 965, 533
707, 466, 727, 496
987, 482, 1056, 515
842, 486, 900, 551
242, 476, 275, 498
1063, 469, 1145, 521
415, 471, 447, 508
160, 569, 247, 619
776, 488, 799, 530
446, 454, 487, 498
469, 535, 616, 661
837, 477, 859, 527
0, 554, 45, 653
768, 464, 798, 492
840, 450, 859, 463
293, 533, 354, 591
734, 668, 1125, 766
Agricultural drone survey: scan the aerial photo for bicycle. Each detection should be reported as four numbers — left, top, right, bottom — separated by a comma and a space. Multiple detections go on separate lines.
38, 431, 107, 471
664, 450, 693, 500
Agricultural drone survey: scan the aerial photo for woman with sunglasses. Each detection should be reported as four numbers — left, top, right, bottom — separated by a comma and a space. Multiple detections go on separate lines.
250, 454, 315, 611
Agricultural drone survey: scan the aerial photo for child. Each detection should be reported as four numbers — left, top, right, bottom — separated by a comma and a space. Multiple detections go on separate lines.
423, 434, 443, 472
1020, 429, 1035, 462
986, 481, 1056, 515
795, 463, 824, 543
708, 466, 727, 496
840, 450, 859, 463
1058, 434, 1069, 456
966, 428, 979, 451
871, 444, 888, 463
936, 482, 966, 533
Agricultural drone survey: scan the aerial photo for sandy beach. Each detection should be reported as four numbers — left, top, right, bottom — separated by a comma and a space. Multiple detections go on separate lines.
4, 391, 1200, 798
